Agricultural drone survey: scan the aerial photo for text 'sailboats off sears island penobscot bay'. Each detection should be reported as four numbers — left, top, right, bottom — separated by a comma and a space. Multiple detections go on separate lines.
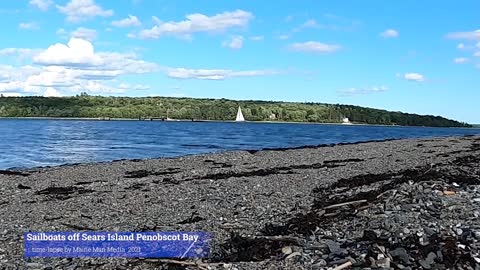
235, 106, 245, 122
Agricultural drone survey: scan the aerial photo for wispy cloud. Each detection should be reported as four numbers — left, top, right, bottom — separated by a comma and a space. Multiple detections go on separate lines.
0, 48, 41, 59
139, 10, 253, 40
222, 35, 244, 49
338, 86, 388, 96
19, 22, 39, 30
112, 15, 141, 28
380, 29, 399, 38
29, 0, 53, 11
288, 41, 340, 54
300, 19, 321, 29
70, 27, 97, 41
454, 57, 469, 64
118, 83, 150, 90
402, 73, 425, 82
165, 68, 279, 80
446, 30, 480, 40
57, 0, 113, 22
250, 35, 264, 41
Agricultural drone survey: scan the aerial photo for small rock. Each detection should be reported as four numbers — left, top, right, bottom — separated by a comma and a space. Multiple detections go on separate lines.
390, 247, 410, 265
282, 246, 293, 255
286, 252, 302, 260
419, 252, 437, 269
26, 263, 42, 268
363, 230, 378, 241
377, 258, 391, 269
325, 240, 347, 257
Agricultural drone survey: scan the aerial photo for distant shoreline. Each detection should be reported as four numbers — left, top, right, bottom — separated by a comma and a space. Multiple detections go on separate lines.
0, 116, 477, 129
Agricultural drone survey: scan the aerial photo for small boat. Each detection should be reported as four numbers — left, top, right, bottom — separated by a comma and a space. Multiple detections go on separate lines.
342, 117, 352, 125
235, 106, 245, 122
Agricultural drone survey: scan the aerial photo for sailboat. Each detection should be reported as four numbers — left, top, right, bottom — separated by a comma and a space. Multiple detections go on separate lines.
235, 106, 245, 122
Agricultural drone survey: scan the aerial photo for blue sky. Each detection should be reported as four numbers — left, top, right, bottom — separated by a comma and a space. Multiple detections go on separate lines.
0, 0, 479, 123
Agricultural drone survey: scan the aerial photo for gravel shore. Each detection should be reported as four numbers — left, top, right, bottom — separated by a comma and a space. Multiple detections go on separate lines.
1, 135, 480, 269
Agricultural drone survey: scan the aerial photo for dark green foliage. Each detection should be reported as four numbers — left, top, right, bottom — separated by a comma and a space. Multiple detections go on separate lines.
0, 95, 470, 127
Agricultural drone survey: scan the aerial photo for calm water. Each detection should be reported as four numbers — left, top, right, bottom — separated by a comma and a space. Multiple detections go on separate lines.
0, 119, 478, 170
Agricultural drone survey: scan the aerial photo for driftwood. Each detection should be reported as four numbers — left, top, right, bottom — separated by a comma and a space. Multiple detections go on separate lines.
332, 261, 352, 270
324, 200, 367, 210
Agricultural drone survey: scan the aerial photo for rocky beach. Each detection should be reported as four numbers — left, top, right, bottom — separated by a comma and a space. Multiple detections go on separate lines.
1, 135, 480, 270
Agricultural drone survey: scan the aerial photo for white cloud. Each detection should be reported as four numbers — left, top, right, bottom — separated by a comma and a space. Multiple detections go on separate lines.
250, 35, 264, 41
338, 86, 388, 96
457, 43, 465, 49
44, 87, 61, 97
29, 0, 52, 11
222, 35, 244, 49
278, 34, 290, 40
403, 73, 425, 82
454, 57, 469, 64
34, 38, 103, 67
0, 48, 41, 58
380, 29, 399, 38
288, 41, 340, 54
118, 83, 150, 90
0, 38, 157, 96
19, 22, 39, 30
57, 0, 113, 22
0, 65, 41, 81
112, 15, 141, 27
477, 42, 480, 49
139, 9, 253, 39
166, 68, 279, 80
68, 81, 125, 94
446, 30, 480, 40
0, 81, 27, 92
33, 39, 157, 73
70, 27, 97, 41
474, 51, 480, 57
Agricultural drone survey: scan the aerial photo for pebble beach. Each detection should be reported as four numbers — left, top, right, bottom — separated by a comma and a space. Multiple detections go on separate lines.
1, 135, 480, 269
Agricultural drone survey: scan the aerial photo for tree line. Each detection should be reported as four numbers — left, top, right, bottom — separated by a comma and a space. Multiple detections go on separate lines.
0, 94, 471, 127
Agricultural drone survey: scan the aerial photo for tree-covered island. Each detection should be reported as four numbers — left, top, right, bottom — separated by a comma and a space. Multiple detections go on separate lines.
0, 94, 471, 127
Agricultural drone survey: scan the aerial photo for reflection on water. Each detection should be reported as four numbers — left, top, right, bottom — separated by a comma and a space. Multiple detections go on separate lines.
0, 119, 478, 169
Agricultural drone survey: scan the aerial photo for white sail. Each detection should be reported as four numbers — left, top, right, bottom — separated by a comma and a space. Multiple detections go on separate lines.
235, 106, 245, 122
